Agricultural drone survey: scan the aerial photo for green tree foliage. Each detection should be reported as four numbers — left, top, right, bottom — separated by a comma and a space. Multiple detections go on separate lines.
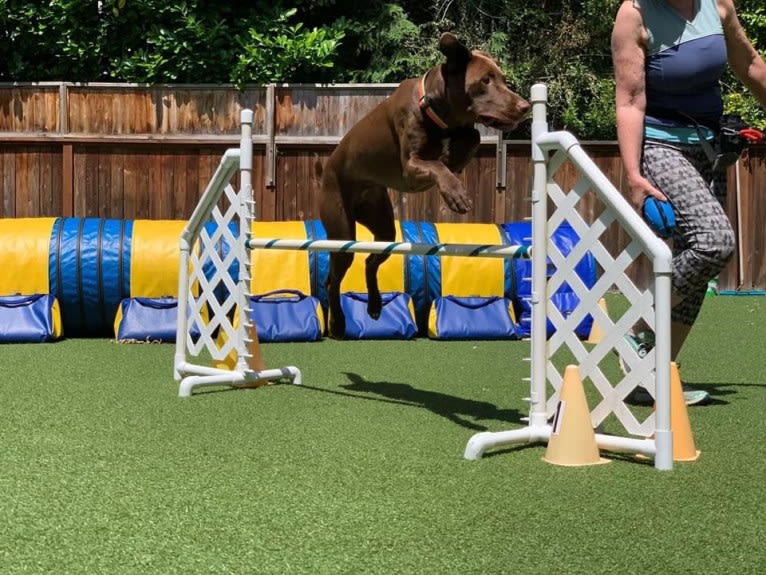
231, 8, 342, 85
0, 1, 344, 85
1, 0, 765, 137
722, 0, 766, 129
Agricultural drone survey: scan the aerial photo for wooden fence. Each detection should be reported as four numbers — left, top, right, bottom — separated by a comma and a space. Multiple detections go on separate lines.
1, 82, 764, 291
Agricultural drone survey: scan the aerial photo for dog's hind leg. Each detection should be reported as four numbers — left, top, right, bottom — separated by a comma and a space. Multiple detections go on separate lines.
319, 170, 356, 339
326, 251, 354, 338
356, 186, 396, 320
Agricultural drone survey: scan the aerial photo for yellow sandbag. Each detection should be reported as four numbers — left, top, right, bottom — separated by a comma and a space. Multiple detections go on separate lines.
435, 223, 505, 297
0, 218, 57, 295
130, 220, 187, 297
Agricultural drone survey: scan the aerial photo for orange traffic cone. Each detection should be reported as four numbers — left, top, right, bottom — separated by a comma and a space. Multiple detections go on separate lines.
214, 315, 270, 388
544, 365, 610, 466
235, 321, 271, 389
667, 362, 700, 461
586, 298, 608, 344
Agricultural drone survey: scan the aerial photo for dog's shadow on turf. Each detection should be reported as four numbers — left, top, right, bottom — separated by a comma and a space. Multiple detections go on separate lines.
325, 371, 526, 431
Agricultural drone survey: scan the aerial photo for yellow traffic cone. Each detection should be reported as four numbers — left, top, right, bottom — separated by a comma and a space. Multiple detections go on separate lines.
587, 298, 608, 344
544, 365, 610, 466
667, 362, 700, 461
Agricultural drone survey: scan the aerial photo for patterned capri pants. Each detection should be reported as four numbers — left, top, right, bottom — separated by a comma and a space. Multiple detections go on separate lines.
641, 140, 736, 326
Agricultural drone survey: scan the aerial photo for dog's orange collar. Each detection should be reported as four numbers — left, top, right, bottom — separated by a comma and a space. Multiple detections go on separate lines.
418, 71, 449, 130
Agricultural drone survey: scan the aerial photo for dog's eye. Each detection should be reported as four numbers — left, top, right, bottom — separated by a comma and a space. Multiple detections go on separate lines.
482, 75, 493, 85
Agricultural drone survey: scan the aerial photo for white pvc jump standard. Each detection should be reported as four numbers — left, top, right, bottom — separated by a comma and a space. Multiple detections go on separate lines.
462, 84, 674, 470
174, 110, 302, 398
175, 82, 675, 470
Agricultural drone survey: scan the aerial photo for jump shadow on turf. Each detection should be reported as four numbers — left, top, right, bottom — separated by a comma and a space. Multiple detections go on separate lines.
689, 380, 765, 401
305, 371, 527, 432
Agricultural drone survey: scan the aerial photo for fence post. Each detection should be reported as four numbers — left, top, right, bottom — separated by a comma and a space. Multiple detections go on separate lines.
265, 84, 276, 190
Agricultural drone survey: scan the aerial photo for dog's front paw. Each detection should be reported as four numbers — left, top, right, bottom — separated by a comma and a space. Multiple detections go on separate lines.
440, 187, 473, 214
367, 293, 382, 320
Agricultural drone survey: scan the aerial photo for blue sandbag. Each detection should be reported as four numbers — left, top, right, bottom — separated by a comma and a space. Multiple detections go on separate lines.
250, 289, 324, 342
339, 291, 417, 340
0, 294, 62, 343
428, 295, 518, 340
115, 297, 191, 342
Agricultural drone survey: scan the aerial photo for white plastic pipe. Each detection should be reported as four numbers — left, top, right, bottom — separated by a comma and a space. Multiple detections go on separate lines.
247, 238, 530, 259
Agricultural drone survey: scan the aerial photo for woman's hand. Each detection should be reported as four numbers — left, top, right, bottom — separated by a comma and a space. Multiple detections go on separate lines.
626, 173, 666, 210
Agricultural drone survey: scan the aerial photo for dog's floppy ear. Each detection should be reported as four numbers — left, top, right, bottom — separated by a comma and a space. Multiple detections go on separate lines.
438, 32, 471, 70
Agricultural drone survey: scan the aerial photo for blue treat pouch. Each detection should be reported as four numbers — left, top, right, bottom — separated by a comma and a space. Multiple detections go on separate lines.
642, 197, 676, 239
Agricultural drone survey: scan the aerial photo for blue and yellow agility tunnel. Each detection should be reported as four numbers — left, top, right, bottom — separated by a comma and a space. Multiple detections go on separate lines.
0, 218, 597, 342
0, 217, 186, 340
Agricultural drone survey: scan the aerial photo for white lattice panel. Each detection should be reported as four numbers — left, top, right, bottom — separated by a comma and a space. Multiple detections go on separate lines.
543, 154, 659, 437
185, 185, 244, 362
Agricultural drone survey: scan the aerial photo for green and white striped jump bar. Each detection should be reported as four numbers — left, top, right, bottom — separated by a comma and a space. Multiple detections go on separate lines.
247, 238, 530, 259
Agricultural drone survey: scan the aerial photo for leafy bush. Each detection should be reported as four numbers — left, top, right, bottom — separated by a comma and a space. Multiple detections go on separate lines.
232, 8, 343, 85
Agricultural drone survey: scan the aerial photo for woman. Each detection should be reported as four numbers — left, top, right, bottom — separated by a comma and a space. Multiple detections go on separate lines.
611, 0, 766, 404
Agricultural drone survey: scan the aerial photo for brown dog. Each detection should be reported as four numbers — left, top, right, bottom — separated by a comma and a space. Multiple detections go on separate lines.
317, 32, 530, 338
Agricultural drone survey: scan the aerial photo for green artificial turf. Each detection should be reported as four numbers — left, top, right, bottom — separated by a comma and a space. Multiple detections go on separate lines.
0, 296, 764, 574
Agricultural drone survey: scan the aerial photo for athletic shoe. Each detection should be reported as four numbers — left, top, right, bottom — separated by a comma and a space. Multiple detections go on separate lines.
620, 331, 710, 406
618, 330, 656, 375
625, 385, 710, 406
681, 387, 710, 406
